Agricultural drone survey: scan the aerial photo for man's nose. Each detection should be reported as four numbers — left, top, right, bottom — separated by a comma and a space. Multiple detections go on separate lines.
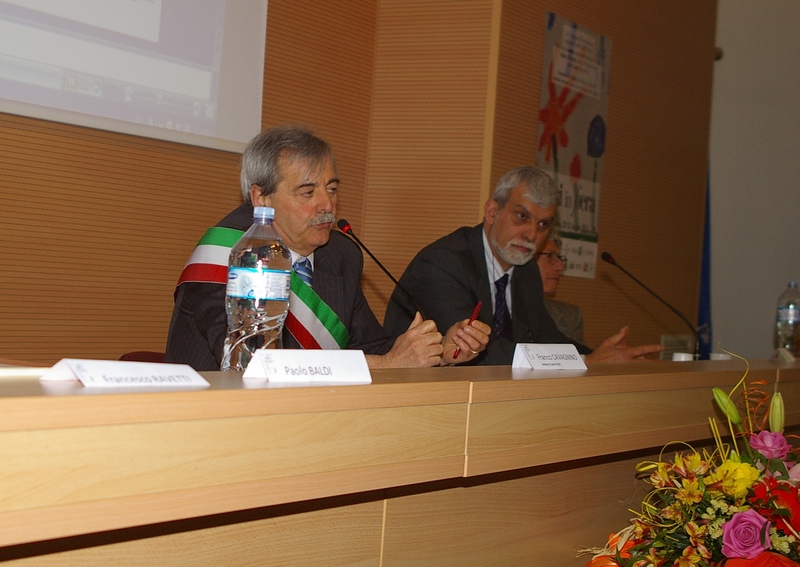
315, 191, 334, 212
521, 224, 538, 242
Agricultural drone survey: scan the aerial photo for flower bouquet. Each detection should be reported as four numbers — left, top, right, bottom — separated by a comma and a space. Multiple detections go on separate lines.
583, 363, 800, 567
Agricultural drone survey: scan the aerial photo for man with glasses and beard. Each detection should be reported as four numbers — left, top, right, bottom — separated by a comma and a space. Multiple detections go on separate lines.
384, 166, 662, 365
165, 126, 489, 371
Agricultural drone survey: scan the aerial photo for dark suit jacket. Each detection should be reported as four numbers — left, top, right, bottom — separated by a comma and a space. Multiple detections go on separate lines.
544, 298, 584, 344
384, 224, 591, 365
165, 204, 393, 371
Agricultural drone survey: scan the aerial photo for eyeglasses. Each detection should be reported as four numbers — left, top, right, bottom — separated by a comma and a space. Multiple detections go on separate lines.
535, 252, 567, 265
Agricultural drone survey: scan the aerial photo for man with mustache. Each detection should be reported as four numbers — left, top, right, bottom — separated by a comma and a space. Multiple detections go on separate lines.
384, 166, 662, 365
165, 126, 489, 370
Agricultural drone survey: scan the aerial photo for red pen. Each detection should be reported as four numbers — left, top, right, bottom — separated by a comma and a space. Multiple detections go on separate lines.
453, 301, 482, 359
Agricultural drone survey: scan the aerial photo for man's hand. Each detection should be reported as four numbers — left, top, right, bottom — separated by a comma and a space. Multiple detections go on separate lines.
440, 319, 491, 365
367, 312, 443, 368
585, 326, 664, 363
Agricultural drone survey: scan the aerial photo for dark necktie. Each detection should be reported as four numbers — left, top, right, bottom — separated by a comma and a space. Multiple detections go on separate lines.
293, 257, 313, 287
494, 273, 513, 341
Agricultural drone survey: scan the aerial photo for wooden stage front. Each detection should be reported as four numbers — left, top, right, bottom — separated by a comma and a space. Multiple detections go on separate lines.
1, 360, 798, 566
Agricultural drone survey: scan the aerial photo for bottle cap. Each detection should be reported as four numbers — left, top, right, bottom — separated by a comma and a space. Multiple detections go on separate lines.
253, 206, 275, 220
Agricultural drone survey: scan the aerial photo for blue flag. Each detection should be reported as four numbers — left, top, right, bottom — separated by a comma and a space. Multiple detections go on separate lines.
697, 165, 712, 359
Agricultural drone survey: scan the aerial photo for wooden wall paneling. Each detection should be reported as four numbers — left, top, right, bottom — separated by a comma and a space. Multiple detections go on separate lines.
490, 0, 544, 186
0, 0, 717, 362
361, 0, 495, 315
0, 0, 378, 364
490, 0, 717, 351
0, 114, 241, 364
579, 1, 717, 351
261, 0, 377, 236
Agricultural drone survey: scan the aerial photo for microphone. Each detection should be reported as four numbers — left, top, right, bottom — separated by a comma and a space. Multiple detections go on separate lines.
601, 251, 701, 360
337, 219, 427, 319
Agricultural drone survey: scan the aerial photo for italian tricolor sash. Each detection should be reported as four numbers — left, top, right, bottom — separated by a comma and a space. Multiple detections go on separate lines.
177, 227, 243, 285
285, 273, 349, 349
177, 226, 349, 350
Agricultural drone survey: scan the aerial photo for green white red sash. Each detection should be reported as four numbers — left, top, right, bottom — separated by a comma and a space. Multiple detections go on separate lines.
285, 273, 349, 349
177, 226, 349, 350
177, 227, 243, 285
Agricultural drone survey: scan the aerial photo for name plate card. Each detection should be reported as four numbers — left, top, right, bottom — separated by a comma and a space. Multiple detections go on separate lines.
512, 344, 587, 371
40, 359, 210, 388
243, 349, 371, 385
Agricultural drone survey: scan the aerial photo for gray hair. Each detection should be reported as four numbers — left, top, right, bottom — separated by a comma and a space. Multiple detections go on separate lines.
491, 166, 558, 209
240, 126, 336, 202
544, 233, 562, 250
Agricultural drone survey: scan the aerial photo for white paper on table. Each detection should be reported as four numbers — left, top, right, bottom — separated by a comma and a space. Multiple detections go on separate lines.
512, 343, 587, 371
40, 359, 209, 388
243, 349, 371, 385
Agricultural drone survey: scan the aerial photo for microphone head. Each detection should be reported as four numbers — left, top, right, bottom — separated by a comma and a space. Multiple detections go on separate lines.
600, 252, 616, 265
337, 219, 353, 235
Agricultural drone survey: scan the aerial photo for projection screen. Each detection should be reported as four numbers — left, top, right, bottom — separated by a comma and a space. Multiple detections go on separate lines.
0, 0, 268, 152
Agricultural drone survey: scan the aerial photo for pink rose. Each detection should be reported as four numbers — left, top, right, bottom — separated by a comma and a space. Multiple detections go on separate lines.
789, 463, 800, 484
750, 430, 792, 460
722, 509, 771, 559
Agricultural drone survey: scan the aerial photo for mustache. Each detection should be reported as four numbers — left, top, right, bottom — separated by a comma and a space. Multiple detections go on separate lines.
507, 240, 536, 254
310, 212, 336, 226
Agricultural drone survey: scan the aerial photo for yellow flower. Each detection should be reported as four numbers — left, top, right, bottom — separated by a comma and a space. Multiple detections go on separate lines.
704, 459, 759, 499
675, 546, 702, 566
672, 452, 709, 479
676, 479, 703, 505
650, 462, 673, 488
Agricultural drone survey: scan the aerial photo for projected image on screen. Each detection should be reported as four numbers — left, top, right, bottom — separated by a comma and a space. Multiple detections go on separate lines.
0, 0, 267, 150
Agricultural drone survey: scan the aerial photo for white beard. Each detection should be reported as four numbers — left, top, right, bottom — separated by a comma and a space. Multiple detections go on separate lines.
490, 233, 536, 266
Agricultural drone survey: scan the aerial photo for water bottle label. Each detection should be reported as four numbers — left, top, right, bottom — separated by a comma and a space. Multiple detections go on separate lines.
227, 267, 291, 300
778, 306, 800, 323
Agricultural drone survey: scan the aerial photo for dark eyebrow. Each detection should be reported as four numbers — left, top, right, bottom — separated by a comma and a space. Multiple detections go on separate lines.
295, 177, 339, 192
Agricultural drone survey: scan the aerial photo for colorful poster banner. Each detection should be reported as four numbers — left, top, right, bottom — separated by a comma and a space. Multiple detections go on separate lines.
536, 12, 611, 279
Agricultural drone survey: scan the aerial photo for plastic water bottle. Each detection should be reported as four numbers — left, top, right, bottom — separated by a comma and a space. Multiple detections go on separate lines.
221, 207, 292, 371
775, 280, 800, 356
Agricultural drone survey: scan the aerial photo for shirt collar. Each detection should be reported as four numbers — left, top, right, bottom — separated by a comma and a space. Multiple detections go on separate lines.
289, 250, 315, 270
481, 228, 514, 283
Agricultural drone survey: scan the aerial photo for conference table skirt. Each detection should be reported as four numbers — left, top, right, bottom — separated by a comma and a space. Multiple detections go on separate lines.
0, 360, 797, 566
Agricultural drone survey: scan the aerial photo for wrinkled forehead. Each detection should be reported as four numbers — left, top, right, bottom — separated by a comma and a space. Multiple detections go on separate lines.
279, 152, 336, 181
505, 188, 557, 216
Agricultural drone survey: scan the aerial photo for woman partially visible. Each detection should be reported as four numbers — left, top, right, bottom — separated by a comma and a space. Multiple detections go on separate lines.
535, 238, 585, 344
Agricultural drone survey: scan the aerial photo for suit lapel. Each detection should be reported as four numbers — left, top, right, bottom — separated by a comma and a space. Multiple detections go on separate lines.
468, 224, 497, 326
510, 259, 545, 343
312, 239, 345, 317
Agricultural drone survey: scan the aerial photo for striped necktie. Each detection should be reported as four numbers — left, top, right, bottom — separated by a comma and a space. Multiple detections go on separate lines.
293, 257, 313, 287
493, 273, 513, 341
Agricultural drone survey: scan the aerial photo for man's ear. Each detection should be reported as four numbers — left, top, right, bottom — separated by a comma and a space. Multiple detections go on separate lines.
250, 185, 271, 207
484, 199, 500, 226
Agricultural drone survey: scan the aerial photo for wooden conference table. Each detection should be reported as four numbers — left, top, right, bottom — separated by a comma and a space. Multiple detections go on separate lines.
0, 360, 799, 566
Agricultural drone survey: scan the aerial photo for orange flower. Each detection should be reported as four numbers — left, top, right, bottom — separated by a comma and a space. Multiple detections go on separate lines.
586, 556, 622, 567
538, 59, 584, 165
586, 533, 636, 567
